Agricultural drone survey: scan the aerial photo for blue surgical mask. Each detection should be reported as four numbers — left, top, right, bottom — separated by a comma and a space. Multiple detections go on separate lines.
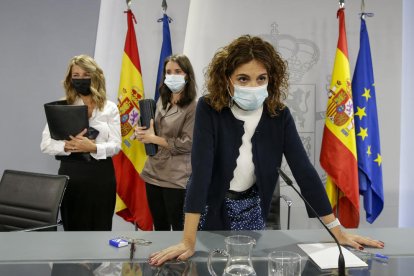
232, 83, 268, 111
164, 74, 186, 93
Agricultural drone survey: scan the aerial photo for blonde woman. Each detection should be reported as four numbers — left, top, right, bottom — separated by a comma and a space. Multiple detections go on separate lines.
41, 55, 121, 230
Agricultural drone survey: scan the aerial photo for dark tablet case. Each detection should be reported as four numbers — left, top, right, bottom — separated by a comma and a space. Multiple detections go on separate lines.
138, 99, 158, 156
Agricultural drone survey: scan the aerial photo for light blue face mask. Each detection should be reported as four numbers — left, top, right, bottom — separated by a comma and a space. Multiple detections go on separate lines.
232, 83, 268, 111
164, 74, 186, 93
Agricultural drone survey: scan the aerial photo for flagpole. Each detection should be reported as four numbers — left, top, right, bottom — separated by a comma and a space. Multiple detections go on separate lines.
154, 0, 173, 102
162, 0, 167, 13
126, 0, 136, 232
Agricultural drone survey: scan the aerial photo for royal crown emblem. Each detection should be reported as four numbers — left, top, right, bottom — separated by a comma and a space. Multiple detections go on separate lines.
260, 23, 319, 83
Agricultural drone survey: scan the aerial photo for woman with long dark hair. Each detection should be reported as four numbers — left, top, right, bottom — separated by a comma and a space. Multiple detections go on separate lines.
136, 54, 197, 231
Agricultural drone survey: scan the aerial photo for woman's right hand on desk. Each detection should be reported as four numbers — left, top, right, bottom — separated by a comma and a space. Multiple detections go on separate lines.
148, 241, 195, 266
149, 213, 200, 266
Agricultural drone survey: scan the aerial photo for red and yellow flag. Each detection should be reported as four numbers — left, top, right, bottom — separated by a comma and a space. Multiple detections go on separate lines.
320, 8, 359, 228
113, 9, 153, 230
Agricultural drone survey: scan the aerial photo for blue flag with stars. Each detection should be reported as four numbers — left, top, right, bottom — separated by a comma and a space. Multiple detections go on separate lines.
154, 13, 172, 102
352, 17, 384, 224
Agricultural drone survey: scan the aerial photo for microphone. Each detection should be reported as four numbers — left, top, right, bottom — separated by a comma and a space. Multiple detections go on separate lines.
277, 168, 345, 276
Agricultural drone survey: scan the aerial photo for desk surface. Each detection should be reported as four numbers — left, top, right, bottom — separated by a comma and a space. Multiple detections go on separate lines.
0, 228, 413, 275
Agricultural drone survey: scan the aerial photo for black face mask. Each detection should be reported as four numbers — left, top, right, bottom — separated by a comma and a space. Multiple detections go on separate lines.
71, 78, 92, 95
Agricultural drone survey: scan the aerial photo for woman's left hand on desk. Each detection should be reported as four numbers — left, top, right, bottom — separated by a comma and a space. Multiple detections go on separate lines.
335, 229, 384, 250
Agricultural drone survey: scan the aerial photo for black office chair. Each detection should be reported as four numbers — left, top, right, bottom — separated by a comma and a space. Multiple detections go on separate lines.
0, 169, 68, 232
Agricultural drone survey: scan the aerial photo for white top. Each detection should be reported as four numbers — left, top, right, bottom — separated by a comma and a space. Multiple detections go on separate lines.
40, 98, 121, 160
229, 104, 263, 192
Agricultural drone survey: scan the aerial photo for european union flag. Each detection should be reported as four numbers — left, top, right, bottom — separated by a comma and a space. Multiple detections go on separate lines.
154, 13, 172, 102
352, 17, 384, 224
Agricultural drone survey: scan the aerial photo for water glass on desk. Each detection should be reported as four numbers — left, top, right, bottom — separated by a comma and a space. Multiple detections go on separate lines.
268, 251, 301, 276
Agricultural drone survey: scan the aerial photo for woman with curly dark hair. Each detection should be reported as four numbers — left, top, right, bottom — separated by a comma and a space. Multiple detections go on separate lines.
149, 35, 384, 265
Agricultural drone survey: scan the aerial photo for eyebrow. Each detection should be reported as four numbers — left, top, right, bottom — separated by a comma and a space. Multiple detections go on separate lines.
235, 73, 268, 77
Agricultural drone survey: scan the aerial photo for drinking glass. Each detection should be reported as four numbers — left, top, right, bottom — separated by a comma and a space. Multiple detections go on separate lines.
268, 251, 301, 276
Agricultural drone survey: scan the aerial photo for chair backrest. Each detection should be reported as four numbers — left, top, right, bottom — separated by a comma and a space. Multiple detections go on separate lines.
266, 179, 281, 230
0, 170, 68, 231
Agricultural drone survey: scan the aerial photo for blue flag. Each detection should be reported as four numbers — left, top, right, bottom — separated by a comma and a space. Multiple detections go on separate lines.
352, 17, 384, 224
154, 13, 172, 102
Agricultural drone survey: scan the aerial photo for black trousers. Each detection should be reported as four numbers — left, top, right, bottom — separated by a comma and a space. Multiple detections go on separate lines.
145, 183, 186, 231
58, 158, 116, 231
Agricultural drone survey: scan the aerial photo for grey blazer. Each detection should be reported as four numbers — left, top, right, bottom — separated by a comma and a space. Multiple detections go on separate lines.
140, 99, 197, 189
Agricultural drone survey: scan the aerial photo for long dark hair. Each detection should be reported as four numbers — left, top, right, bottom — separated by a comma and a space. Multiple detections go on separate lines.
159, 54, 197, 109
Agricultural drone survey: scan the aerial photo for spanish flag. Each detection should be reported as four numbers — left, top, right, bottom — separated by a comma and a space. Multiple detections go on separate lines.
320, 8, 359, 228
113, 9, 153, 230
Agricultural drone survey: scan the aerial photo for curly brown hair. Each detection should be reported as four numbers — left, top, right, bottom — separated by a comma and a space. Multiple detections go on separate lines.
204, 35, 289, 116
63, 55, 107, 110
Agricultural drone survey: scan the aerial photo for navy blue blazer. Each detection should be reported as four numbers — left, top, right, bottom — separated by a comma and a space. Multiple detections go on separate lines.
184, 96, 332, 230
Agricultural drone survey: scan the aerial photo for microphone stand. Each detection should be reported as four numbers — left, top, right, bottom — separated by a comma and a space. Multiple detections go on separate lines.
277, 168, 345, 276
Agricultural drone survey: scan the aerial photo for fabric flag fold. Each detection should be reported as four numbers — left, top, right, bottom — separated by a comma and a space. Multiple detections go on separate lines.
320, 8, 360, 228
352, 17, 384, 224
113, 9, 153, 231
154, 13, 172, 102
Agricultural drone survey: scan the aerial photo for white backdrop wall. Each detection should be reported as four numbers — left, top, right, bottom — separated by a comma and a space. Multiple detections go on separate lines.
399, 0, 414, 227
183, 0, 402, 229
0, 0, 412, 230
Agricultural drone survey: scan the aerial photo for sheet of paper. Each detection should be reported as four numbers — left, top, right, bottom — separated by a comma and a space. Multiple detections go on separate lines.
298, 243, 368, 269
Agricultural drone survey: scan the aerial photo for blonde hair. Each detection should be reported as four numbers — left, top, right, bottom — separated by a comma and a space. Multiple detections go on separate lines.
63, 55, 106, 110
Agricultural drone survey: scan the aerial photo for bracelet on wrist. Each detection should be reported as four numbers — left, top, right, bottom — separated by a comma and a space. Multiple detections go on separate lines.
325, 218, 341, 230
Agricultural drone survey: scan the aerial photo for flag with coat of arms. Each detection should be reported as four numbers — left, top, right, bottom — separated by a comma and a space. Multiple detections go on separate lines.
320, 7, 360, 228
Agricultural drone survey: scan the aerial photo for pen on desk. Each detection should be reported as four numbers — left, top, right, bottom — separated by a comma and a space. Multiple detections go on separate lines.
373, 253, 389, 260
346, 246, 389, 260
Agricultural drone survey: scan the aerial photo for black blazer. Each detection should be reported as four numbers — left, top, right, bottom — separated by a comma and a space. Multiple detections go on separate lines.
184, 96, 332, 230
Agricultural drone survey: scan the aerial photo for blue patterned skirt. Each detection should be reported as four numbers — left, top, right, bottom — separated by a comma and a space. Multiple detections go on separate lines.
199, 186, 265, 230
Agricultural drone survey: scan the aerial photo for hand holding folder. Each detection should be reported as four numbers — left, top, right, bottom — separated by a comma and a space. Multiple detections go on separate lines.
44, 100, 99, 141
138, 99, 158, 156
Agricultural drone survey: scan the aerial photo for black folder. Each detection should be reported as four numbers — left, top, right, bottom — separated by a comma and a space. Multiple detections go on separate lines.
138, 99, 158, 156
44, 100, 89, 140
